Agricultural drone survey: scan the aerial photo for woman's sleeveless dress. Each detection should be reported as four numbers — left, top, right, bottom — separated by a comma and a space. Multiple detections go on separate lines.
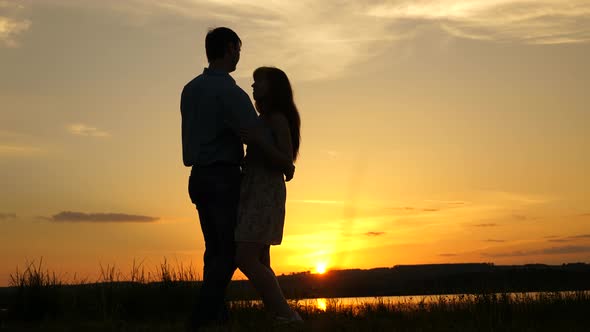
235, 123, 286, 245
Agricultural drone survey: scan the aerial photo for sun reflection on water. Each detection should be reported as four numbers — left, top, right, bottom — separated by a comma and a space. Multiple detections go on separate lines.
316, 298, 327, 311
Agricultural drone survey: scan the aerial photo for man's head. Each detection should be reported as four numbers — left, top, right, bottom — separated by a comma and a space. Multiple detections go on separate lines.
205, 27, 241, 72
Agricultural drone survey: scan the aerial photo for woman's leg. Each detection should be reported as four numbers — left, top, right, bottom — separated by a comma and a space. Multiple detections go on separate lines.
236, 242, 294, 318
260, 244, 271, 271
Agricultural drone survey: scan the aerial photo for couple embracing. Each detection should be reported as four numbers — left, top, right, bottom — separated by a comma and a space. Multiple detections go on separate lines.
180, 27, 302, 330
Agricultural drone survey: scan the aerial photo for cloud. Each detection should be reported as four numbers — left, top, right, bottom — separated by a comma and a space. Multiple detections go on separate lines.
386, 206, 444, 212
67, 124, 110, 137
481, 250, 527, 257
325, 150, 339, 158
546, 234, 590, 242
548, 239, 570, 243
0, 131, 45, 157
365, 231, 385, 237
512, 214, 529, 221
485, 239, 506, 243
543, 246, 590, 255
34, 0, 590, 85
473, 223, 498, 227
424, 200, 467, 205
482, 245, 590, 257
0, 0, 32, 48
49, 211, 159, 223
288, 199, 345, 205
439, 253, 457, 257
0, 144, 43, 156
578, 213, 590, 217
0, 130, 32, 138
66, 0, 412, 81
569, 234, 590, 239
366, 0, 590, 45
0, 213, 16, 220
386, 207, 416, 211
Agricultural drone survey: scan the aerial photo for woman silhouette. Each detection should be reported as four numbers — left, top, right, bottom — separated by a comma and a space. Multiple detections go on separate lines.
236, 66, 302, 322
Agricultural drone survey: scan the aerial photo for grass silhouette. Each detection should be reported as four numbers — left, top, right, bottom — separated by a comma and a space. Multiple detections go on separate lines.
1, 258, 589, 331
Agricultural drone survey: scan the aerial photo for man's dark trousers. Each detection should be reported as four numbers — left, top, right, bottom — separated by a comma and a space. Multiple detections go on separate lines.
188, 164, 241, 325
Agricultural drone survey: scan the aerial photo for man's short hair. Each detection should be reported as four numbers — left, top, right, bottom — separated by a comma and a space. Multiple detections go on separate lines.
205, 27, 241, 63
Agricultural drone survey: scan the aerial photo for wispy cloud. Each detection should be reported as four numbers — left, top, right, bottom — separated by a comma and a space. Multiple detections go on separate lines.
542, 246, 590, 255
548, 239, 569, 243
48, 211, 159, 223
0, 213, 16, 220
288, 199, 345, 205
0, 130, 32, 138
67, 124, 110, 137
474, 223, 498, 227
69, 0, 411, 81
485, 239, 506, 243
385, 206, 444, 212
0, 130, 45, 157
0, 0, 31, 48
570, 234, 590, 239
366, 0, 590, 45
482, 245, 590, 257
513, 214, 529, 221
424, 200, 467, 205
546, 234, 590, 243
0, 144, 43, 156
27, 0, 590, 83
439, 253, 457, 257
386, 207, 417, 211
365, 231, 385, 237
324, 150, 339, 158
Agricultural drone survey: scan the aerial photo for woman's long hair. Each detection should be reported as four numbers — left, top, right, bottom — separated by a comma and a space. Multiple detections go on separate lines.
253, 67, 301, 162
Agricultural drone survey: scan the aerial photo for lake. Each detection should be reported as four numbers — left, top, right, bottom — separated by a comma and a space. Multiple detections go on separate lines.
285, 291, 590, 312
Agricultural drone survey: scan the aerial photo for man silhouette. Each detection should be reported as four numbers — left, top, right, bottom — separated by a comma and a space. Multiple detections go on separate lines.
180, 27, 258, 330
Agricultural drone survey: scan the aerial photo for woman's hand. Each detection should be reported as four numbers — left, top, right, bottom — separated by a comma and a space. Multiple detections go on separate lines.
284, 164, 295, 182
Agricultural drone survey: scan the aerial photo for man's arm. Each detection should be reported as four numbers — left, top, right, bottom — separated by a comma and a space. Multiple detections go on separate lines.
180, 86, 196, 167
219, 85, 259, 133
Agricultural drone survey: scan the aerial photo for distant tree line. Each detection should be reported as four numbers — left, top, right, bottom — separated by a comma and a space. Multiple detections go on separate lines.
228, 263, 590, 299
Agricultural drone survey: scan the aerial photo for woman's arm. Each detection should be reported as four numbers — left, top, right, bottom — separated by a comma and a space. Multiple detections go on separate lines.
240, 113, 295, 180
267, 113, 294, 170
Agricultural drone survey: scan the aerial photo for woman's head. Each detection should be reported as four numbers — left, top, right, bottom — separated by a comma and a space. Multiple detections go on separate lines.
251, 67, 292, 107
251, 67, 301, 161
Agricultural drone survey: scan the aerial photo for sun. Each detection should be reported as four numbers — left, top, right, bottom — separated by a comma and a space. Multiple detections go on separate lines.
315, 262, 328, 274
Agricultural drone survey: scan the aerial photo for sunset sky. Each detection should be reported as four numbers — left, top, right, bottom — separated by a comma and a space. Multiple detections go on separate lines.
1, 0, 590, 286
